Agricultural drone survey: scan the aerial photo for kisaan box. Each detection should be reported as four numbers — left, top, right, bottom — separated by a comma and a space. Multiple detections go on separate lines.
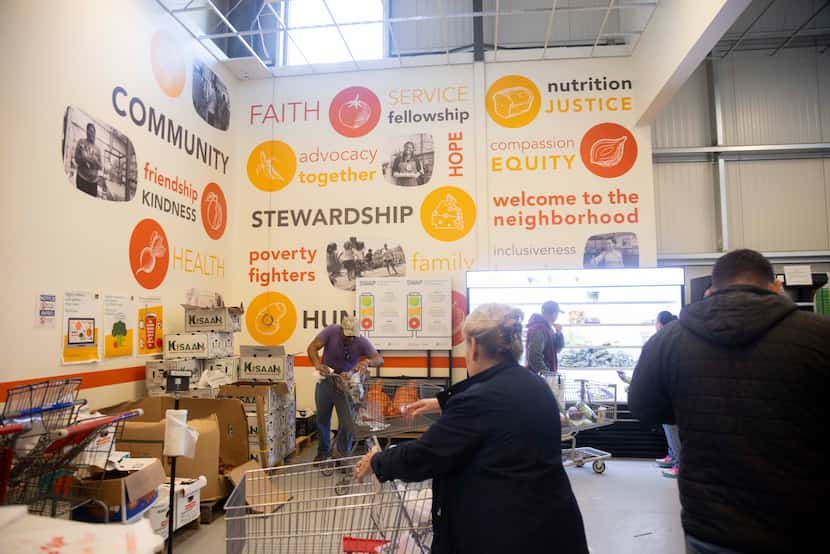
164, 332, 233, 359
238, 345, 294, 382
182, 305, 243, 333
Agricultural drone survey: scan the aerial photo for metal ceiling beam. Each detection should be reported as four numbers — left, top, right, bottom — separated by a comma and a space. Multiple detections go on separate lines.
592, 0, 616, 57
202, 0, 269, 67
494, 0, 501, 61
722, 0, 776, 58
321, 0, 359, 70
473, 0, 484, 61
439, 0, 450, 64
770, 0, 830, 56
541, 0, 559, 59
264, 0, 314, 70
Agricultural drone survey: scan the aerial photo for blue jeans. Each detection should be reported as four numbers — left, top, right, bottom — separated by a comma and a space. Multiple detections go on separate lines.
315, 376, 354, 456
686, 535, 743, 554
664, 424, 682, 465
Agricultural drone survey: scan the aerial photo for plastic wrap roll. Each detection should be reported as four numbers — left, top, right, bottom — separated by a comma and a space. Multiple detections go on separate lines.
163, 409, 199, 458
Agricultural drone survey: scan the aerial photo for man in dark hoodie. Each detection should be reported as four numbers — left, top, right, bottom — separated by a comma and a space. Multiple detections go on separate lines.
629, 249, 830, 554
526, 300, 565, 373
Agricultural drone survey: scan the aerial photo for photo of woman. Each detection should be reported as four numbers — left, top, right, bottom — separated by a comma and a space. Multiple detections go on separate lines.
383, 134, 434, 187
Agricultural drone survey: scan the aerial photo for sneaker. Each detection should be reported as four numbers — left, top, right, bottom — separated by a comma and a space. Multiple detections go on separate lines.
314, 452, 330, 462
662, 465, 679, 479
655, 455, 675, 468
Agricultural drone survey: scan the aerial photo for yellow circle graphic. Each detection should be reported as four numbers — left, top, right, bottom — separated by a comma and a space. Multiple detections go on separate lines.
151, 31, 186, 98
485, 75, 541, 128
246, 292, 298, 346
247, 140, 297, 192
420, 186, 477, 242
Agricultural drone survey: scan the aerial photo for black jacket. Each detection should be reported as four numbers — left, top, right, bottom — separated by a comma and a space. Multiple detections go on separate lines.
629, 286, 830, 552
371, 360, 588, 554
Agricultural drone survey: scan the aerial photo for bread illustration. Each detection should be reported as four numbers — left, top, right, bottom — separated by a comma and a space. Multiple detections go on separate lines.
492, 86, 535, 119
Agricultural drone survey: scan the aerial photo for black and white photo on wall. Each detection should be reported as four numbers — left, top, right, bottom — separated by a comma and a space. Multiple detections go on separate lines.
583, 232, 639, 268
193, 61, 230, 131
382, 133, 434, 187
61, 106, 137, 201
326, 237, 406, 291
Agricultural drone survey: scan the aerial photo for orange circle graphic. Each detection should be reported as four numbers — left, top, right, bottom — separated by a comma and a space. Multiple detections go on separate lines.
151, 30, 186, 98
329, 86, 381, 138
485, 75, 541, 128
420, 186, 477, 242
129, 218, 170, 290
247, 140, 297, 192
201, 182, 227, 240
580, 122, 638, 179
246, 292, 298, 346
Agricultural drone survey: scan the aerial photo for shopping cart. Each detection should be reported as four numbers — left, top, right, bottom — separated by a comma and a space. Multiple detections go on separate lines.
320, 375, 443, 493
542, 373, 618, 474
225, 456, 433, 554
0, 378, 142, 518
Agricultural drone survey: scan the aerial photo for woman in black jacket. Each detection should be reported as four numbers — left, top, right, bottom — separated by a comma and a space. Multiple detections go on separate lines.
354, 303, 589, 554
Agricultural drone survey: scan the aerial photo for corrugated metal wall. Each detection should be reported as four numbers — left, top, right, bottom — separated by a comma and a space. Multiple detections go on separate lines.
654, 162, 719, 253
719, 49, 826, 144
653, 47, 830, 256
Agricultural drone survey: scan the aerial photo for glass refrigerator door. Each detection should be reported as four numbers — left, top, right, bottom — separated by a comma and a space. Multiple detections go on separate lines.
467, 268, 685, 402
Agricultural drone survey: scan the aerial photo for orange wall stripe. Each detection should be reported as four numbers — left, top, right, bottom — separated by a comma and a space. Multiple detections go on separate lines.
0, 366, 145, 402
0, 356, 467, 401
293, 355, 466, 368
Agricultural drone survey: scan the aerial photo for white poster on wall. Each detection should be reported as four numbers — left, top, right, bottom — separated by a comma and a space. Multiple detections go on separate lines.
36, 292, 57, 328
483, 60, 656, 270
235, 65, 477, 354
103, 294, 134, 358
62, 290, 99, 364
356, 277, 451, 350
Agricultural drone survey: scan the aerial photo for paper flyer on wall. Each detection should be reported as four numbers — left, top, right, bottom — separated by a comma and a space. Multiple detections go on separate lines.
62, 290, 99, 364
137, 296, 163, 356
36, 292, 57, 328
103, 294, 133, 358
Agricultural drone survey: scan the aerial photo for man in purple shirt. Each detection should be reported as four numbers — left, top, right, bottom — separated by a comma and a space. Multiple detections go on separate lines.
307, 315, 383, 460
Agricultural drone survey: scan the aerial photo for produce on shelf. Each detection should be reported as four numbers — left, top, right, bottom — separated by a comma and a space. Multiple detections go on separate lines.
559, 346, 636, 368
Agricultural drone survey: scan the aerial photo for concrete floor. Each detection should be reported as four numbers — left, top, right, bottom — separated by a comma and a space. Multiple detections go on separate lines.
173, 448, 684, 554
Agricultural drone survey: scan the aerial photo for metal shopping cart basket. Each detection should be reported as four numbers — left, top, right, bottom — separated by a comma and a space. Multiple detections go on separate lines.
225, 457, 433, 554
1, 378, 142, 518
542, 373, 618, 474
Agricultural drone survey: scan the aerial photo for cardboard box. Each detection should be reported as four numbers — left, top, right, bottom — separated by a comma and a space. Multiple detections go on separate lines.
246, 412, 275, 438
103, 396, 249, 501
239, 345, 294, 382
220, 382, 290, 415
146, 358, 203, 389
183, 305, 243, 333
145, 476, 206, 539
73, 458, 166, 524
204, 356, 240, 379
227, 461, 292, 514
164, 332, 234, 359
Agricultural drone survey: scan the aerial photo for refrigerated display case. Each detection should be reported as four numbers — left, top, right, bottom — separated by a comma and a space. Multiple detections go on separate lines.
466, 268, 685, 402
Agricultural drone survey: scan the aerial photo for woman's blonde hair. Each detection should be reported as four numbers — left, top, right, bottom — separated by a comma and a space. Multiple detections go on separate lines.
462, 303, 524, 361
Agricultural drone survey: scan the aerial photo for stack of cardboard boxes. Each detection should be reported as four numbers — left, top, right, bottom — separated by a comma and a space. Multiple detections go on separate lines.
145, 304, 242, 397
220, 345, 296, 467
